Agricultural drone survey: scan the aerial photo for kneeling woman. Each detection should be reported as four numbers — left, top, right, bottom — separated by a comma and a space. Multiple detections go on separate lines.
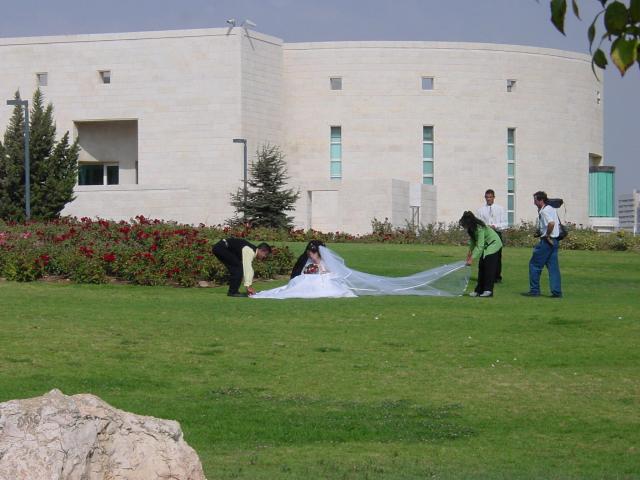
459, 211, 503, 297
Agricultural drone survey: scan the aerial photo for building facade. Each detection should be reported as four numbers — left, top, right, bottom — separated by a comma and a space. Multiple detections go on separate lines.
0, 28, 614, 233
618, 190, 639, 235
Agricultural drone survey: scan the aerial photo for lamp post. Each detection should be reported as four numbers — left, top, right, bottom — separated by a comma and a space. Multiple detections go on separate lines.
232, 138, 248, 209
6, 98, 30, 220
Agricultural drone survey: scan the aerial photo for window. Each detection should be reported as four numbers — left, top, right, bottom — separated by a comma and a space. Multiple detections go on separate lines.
589, 166, 615, 217
36, 73, 48, 87
99, 70, 111, 84
421, 77, 434, 90
422, 126, 434, 185
507, 128, 516, 225
507, 79, 516, 92
330, 77, 342, 90
330, 126, 342, 179
79, 164, 119, 186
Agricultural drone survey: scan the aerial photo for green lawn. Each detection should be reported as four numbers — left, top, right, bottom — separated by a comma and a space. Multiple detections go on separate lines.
1, 244, 639, 479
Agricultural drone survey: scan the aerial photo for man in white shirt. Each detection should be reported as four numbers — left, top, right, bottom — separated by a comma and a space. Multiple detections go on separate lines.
524, 191, 562, 298
476, 189, 507, 282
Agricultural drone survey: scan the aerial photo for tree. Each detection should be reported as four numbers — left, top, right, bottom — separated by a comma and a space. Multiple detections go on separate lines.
229, 144, 300, 229
0, 92, 27, 221
0, 89, 79, 221
543, 0, 640, 75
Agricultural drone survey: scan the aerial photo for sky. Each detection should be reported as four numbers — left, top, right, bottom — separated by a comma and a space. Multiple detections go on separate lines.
1, 0, 638, 196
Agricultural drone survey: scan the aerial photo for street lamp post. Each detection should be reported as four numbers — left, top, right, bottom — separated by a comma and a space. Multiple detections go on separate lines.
232, 138, 248, 209
6, 98, 30, 221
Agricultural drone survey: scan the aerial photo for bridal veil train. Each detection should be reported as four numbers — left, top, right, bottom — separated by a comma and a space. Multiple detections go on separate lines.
252, 246, 469, 299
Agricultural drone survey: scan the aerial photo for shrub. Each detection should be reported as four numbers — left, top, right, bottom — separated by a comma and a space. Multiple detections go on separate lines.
0, 217, 636, 286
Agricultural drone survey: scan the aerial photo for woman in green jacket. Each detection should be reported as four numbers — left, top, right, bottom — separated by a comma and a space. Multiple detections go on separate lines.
459, 211, 503, 297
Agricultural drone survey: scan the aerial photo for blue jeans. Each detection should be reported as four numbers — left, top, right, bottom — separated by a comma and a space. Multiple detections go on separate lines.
529, 238, 562, 296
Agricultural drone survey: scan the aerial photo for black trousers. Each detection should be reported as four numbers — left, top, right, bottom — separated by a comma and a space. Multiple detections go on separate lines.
475, 249, 501, 294
495, 230, 503, 281
212, 240, 243, 294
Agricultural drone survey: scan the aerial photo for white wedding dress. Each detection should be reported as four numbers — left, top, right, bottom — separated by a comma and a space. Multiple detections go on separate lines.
252, 246, 469, 300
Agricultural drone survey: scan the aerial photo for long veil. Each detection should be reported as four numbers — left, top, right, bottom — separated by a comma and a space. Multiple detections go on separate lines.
319, 246, 469, 296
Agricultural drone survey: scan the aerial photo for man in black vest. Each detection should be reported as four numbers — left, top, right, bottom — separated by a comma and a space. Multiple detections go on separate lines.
212, 238, 272, 296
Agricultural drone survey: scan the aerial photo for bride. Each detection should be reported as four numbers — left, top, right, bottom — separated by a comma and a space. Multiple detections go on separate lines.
251, 241, 469, 300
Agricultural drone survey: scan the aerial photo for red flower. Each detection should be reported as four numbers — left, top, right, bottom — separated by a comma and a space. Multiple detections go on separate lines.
103, 252, 116, 263
79, 245, 95, 257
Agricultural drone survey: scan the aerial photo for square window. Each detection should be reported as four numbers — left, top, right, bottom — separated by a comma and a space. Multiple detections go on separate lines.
507, 79, 516, 92
508, 212, 514, 226
36, 73, 48, 87
423, 161, 433, 175
421, 77, 434, 90
330, 77, 342, 90
99, 70, 111, 84
423, 176, 434, 185
507, 163, 515, 176
508, 145, 515, 161
507, 128, 515, 144
330, 144, 342, 160
79, 164, 104, 186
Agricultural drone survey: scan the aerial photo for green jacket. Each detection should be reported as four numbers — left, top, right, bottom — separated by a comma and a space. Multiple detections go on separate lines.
469, 226, 503, 260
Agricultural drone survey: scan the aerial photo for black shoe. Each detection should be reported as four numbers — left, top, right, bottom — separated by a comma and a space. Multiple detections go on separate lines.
227, 292, 248, 297
521, 292, 540, 297
550, 294, 563, 298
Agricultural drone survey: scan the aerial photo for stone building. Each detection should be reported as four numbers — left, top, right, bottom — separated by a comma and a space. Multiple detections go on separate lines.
0, 27, 615, 233
618, 190, 639, 235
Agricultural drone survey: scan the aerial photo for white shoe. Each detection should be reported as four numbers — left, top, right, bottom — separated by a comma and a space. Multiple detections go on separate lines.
468, 292, 479, 297
479, 291, 493, 297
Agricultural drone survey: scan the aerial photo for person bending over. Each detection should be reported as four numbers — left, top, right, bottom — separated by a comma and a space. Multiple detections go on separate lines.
459, 211, 503, 297
212, 237, 271, 297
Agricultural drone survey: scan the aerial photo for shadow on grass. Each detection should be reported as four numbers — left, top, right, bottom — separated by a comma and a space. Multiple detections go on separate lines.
198, 387, 474, 446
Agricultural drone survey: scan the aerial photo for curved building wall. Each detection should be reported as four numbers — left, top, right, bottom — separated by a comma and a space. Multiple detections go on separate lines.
0, 31, 603, 232
282, 41, 603, 232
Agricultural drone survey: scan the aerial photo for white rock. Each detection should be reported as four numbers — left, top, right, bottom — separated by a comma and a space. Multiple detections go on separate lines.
0, 389, 206, 480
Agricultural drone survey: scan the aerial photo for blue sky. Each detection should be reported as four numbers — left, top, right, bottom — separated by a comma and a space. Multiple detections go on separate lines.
1, 0, 638, 195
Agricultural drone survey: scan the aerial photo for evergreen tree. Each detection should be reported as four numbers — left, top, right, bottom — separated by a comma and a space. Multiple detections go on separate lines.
229, 144, 300, 229
0, 92, 26, 221
35, 132, 79, 219
29, 89, 57, 219
0, 89, 79, 221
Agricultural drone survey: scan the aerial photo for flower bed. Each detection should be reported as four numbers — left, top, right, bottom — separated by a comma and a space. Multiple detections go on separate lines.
0, 216, 637, 286
0, 216, 294, 286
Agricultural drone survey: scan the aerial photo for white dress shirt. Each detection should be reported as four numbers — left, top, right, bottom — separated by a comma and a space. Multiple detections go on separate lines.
476, 203, 508, 231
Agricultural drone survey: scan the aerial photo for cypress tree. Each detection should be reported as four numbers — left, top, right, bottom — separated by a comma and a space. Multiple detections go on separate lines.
35, 132, 79, 219
0, 92, 26, 221
0, 89, 79, 221
229, 144, 300, 229
29, 89, 57, 219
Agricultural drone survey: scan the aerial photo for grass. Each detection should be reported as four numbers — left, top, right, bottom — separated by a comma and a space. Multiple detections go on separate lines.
0, 243, 639, 479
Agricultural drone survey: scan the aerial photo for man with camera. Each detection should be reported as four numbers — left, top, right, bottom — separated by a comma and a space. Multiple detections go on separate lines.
524, 191, 562, 298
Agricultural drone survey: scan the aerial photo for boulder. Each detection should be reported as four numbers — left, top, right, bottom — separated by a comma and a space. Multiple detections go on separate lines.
0, 389, 206, 480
